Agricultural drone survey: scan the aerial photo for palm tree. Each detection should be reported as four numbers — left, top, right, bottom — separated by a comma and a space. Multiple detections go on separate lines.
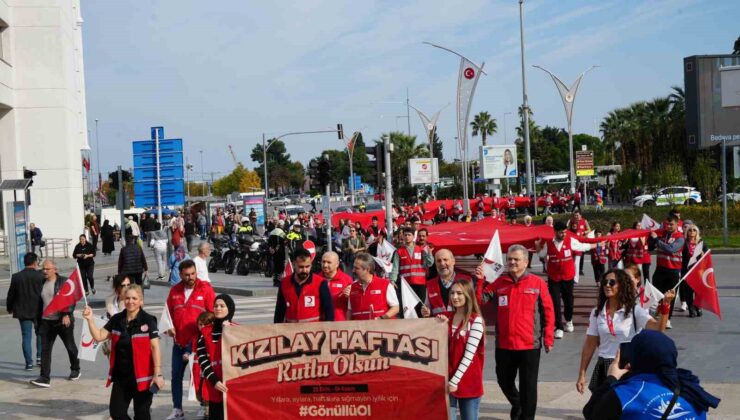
376, 132, 426, 194
470, 111, 497, 146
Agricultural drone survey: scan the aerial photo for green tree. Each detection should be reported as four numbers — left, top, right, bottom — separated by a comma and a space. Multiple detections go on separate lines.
250, 139, 292, 192
690, 155, 720, 200
212, 164, 258, 196
470, 111, 497, 146
375, 132, 427, 198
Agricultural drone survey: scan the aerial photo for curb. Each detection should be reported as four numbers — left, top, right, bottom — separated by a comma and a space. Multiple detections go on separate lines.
149, 280, 277, 298
712, 248, 740, 255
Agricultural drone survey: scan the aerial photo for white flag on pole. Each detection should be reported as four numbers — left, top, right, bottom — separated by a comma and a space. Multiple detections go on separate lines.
641, 214, 660, 231
187, 353, 197, 401
482, 230, 505, 283
158, 302, 174, 338
639, 280, 665, 311
78, 315, 107, 362
400, 278, 422, 319
373, 239, 396, 275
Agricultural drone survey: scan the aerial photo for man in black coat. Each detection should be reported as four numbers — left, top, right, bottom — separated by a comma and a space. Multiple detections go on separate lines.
6, 253, 44, 370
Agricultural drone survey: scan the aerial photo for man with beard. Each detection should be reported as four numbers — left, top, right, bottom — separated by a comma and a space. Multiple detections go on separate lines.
420, 249, 476, 319
274, 249, 334, 323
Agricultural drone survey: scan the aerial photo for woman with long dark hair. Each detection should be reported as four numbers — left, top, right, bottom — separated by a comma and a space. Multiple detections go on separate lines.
197, 294, 236, 420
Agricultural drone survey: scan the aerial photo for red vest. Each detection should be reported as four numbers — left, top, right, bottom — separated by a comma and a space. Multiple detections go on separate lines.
200, 324, 223, 403
280, 274, 324, 322
625, 238, 645, 264
656, 230, 683, 270
324, 270, 353, 321
349, 276, 392, 320
426, 273, 472, 318
608, 236, 623, 261
448, 314, 485, 398
591, 243, 608, 265
398, 245, 427, 286
641, 240, 652, 264
106, 317, 154, 392
546, 237, 576, 281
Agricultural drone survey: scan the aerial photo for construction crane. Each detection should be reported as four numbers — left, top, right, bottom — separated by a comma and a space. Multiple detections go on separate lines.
228, 145, 241, 168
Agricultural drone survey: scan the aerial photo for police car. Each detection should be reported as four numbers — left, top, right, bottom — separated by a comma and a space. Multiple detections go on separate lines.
632, 186, 702, 207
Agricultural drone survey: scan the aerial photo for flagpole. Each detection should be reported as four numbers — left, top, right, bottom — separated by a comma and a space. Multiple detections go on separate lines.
77, 263, 88, 307
672, 249, 711, 291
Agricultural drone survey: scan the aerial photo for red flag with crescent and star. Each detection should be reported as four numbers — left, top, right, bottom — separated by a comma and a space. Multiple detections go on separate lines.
42, 266, 85, 317
683, 250, 722, 319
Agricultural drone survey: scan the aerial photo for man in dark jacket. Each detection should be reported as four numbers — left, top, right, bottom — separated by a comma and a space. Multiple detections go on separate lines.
118, 235, 148, 285
31, 260, 80, 387
6, 252, 44, 370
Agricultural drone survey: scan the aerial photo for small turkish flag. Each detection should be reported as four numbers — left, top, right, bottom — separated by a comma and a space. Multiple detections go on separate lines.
43, 266, 85, 317
683, 250, 722, 319
302, 240, 316, 261
282, 259, 293, 280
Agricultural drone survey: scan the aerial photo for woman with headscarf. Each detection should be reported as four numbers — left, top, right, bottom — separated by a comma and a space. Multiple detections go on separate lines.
196, 294, 235, 420
583, 329, 720, 419
167, 244, 192, 286
101, 219, 115, 256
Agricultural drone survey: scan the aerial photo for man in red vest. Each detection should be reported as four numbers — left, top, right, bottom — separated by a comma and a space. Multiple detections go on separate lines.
537, 221, 594, 339
320, 251, 353, 321
274, 248, 334, 323
567, 210, 591, 278
397, 227, 433, 317
650, 215, 684, 327
420, 249, 474, 319
348, 253, 399, 320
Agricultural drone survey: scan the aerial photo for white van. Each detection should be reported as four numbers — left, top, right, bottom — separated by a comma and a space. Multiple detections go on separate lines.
540, 174, 570, 185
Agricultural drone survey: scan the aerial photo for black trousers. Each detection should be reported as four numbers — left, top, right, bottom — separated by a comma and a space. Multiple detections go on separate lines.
495, 348, 541, 420
126, 272, 143, 286
109, 380, 153, 420
92, 234, 99, 250
80, 264, 95, 292
679, 280, 695, 309
39, 318, 80, 380
653, 267, 680, 319
547, 279, 574, 330
579, 254, 585, 274
642, 263, 651, 283
592, 262, 605, 283
209, 401, 224, 420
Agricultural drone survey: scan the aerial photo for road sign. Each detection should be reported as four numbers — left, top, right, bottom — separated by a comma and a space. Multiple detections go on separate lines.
133, 127, 185, 207
576, 150, 595, 176
347, 174, 361, 190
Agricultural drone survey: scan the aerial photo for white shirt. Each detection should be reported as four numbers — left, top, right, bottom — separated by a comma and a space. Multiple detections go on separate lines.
193, 255, 210, 282
347, 281, 399, 311
538, 237, 592, 259
586, 304, 651, 359
184, 286, 194, 302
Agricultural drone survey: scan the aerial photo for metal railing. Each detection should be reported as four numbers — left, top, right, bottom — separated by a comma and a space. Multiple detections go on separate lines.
42, 238, 73, 259
0, 235, 7, 256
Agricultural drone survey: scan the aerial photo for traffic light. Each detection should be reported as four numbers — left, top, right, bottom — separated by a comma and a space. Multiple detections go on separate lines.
337, 123, 344, 140
365, 143, 385, 187
317, 157, 332, 189
23, 168, 37, 187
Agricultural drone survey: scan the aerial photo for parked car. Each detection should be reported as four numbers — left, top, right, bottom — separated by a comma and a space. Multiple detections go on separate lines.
632, 186, 702, 207
334, 205, 352, 213
284, 205, 305, 220
268, 196, 290, 206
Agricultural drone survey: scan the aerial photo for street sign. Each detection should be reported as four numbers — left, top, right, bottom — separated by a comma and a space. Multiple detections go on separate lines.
576, 150, 594, 176
132, 127, 185, 207
347, 174, 361, 190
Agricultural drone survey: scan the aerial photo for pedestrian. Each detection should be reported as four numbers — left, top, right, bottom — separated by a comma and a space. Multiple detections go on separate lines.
681, 224, 707, 318
29, 223, 44, 257
568, 210, 591, 277
480, 245, 555, 420
626, 221, 651, 284
89, 214, 101, 251
536, 220, 594, 339
192, 242, 211, 283
341, 224, 366, 273
607, 222, 623, 269
397, 227, 433, 317
150, 228, 169, 280
268, 220, 287, 287
105, 274, 131, 318
198, 210, 208, 240
274, 249, 335, 323
164, 259, 215, 420
31, 260, 81, 387
576, 269, 671, 394
168, 244, 192, 286
6, 252, 44, 370
101, 219, 115, 255
650, 215, 684, 327
319, 251, 353, 321
184, 214, 197, 253
439, 279, 485, 420
126, 216, 141, 241
118, 235, 148, 286
73, 234, 97, 295
590, 229, 608, 283
170, 212, 185, 250
82, 285, 165, 420
197, 294, 236, 420
583, 330, 720, 419
348, 252, 400, 320
421, 249, 474, 319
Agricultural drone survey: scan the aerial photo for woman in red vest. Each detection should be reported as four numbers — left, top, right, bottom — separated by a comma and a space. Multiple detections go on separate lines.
197, 294, 236, 420
82, 284, 164, 420
437, 280, 485, 420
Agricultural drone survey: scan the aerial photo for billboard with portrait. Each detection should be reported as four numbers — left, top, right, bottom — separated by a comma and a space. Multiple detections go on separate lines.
480, 145, 518, 179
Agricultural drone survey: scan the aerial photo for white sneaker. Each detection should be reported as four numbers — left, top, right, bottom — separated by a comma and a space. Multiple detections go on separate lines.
196, 406, 206, 419
666, 320, 672, 329
554, 329, 564, 339
565, 321, 574, 332
165, 409, 185, 420
679, 302, 688, 312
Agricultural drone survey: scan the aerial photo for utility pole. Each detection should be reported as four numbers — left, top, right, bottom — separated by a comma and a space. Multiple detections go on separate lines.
384, 137, 393, 236
406, 88, 411, 137
94, 119, 101, 210
519, 0, 533, 196
117, 166, 125, 247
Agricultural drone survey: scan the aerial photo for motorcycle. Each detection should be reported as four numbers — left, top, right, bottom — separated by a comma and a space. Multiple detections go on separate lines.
207, 234, 231, 273
227, 232, 265, 276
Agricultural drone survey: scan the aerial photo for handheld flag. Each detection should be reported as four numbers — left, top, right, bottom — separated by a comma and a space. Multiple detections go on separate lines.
42, 266, 85, 317
78, 315, 106, 362
158, 302, 174, 337
640, 214, 660, 231
372, 239, 396, 275
638, 280, 664, 311
283, 259, 293, 280
400, 278, 422, 319
683, 251, 721, 319
481, 230, 505, 283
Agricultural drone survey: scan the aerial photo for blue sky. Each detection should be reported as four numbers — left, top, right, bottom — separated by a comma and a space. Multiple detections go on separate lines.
82, 0, 740, 181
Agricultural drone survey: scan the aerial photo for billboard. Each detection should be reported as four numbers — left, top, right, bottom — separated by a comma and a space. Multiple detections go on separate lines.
480, 145, 517, 179
408, 158, 439, 185
684, 55, 740, 149
242, 194, 266, 226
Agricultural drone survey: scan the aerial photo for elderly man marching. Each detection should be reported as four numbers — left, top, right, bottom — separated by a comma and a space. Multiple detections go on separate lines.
421, 249, 476, 319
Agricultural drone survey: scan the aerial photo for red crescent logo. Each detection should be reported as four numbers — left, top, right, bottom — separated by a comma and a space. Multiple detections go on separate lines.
464, 67, 475, 79
60, 280, 75, 297
81, 337, 94, 347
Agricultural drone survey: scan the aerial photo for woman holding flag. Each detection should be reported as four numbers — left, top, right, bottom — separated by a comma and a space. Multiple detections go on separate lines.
576, 269, 672, 394
196, 294, 236, 420
681, 225, 708, 318
82, 285, 164, 420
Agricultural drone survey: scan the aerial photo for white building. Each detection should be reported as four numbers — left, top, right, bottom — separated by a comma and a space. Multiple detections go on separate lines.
0, 0, 89, 255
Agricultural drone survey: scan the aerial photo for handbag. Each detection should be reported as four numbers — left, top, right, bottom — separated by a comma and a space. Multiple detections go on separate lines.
142, 272, 151, 290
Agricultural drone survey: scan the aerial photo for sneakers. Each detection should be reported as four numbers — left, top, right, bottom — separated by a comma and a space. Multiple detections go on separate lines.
666, 320, 672, 329
565, 321, 575, 333
24, 364, 34, 371
554, 329, 564, 339
165, 409, 185, 420
30, 377, 50, 388
36, 358, 41, 367
196, 406, 206, 419
679, 302, 688, 312
68, 370, 81, 381
91, 288, 96, 295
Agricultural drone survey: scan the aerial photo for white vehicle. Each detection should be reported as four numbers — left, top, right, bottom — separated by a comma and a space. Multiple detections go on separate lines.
268, 196, 290, 206
539, 173, 570, 185
632, 186, 702, 207
284, 205, 305, 220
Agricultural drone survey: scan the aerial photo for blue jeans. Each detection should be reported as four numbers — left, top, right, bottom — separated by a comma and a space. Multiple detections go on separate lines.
171, 343, 191, 410
19, 319, 42, 366
449, 395, 481, 420
199, 224, 207, 239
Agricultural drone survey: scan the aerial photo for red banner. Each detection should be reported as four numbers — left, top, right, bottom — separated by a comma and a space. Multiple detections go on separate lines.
222, 320, 448, 420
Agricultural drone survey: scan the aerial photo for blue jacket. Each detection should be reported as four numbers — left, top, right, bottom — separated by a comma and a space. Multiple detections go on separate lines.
613, 373, 704, 419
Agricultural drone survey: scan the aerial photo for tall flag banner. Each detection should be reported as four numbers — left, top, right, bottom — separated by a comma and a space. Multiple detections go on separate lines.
400, 278, 422, 319
158, 302, 174, 337
43, 266, 85, 317
78, 315, 107, 362
641, 213, 661, 231
482, 230, 505, 283
456, 57, 485, 155
682, 251, 722, 319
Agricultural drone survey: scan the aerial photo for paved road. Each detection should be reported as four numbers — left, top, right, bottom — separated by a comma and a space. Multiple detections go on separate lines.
0, 247, 738, 419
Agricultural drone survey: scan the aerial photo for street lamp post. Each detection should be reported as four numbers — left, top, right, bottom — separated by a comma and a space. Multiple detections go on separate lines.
94, 119, 100, 209
503, 112, 512, 144
199, 150, 205, 195
519, 0, 534, 197
533, 64, 597, 194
